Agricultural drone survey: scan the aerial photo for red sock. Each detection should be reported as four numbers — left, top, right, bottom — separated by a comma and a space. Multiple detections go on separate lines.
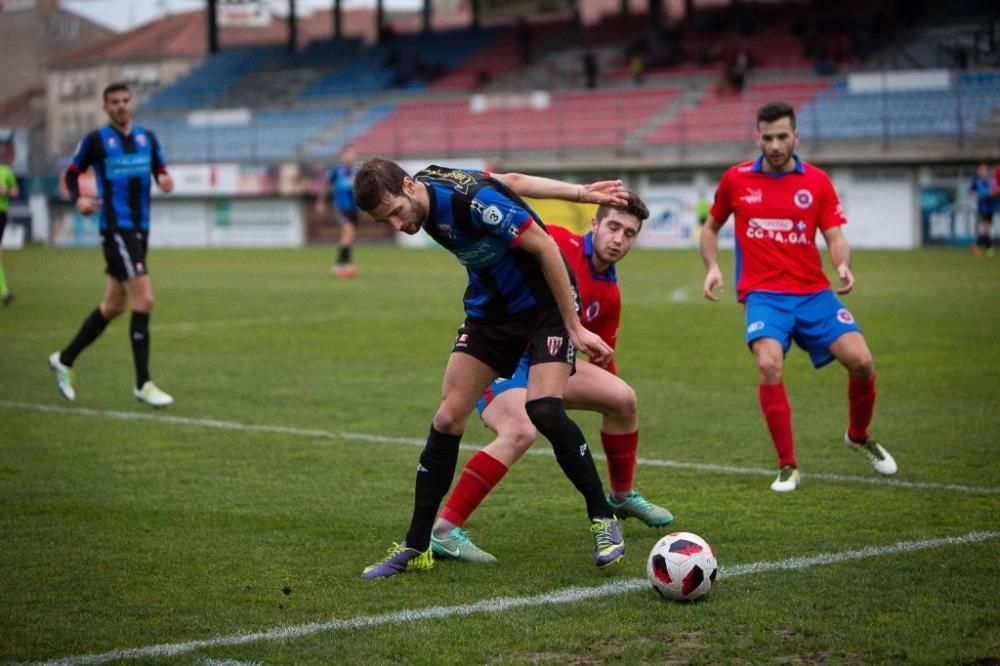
601, 430, 638, 494
847, 373, 877, 443
439, 451, 509, 527
759, 382, 796, 468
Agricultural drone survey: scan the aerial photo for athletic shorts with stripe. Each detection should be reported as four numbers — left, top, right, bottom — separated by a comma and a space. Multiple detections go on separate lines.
102, 230, 149, 281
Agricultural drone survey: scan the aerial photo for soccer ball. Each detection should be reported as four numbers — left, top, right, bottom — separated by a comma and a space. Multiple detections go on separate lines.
646, 531, 718, 601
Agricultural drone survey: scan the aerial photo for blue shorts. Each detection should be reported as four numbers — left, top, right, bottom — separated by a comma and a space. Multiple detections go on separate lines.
476, 353, 530, 415
744, 290, 861, 368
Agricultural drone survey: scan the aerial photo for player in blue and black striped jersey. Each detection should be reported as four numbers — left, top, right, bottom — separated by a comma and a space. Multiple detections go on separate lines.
49, 82, 175, 408
354, 158, 631, 579
314, 144, 360, 278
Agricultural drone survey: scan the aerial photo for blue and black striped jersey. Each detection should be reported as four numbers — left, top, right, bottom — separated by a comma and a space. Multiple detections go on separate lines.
66, 124, 167, 232
328, 163, 358, 215
415, 165, 569, 321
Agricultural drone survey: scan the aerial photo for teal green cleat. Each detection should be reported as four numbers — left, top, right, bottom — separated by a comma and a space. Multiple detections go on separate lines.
430, 527, 497, 563
607, 489, 674, 527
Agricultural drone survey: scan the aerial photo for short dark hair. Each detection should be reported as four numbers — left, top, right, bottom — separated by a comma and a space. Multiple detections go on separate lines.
757, 101, 796, 130
596, 189, 648, 228
103, 82, 131, 102
353, 157, 410, 211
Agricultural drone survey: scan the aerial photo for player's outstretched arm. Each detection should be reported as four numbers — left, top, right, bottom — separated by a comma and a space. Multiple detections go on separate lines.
700, 217, 725, 301
492, 172, 628, 208
823, 226, 855, 295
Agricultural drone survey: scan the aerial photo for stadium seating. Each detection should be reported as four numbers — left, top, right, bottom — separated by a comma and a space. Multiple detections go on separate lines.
646, 79, 831, 145
144, 46, 283, 111
299, 28, 506, 98
351, 88, 677, 156
140, 106, 351, 163
798, 71, 1000, 140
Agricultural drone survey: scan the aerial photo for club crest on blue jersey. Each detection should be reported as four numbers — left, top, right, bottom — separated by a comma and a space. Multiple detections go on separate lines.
482, 205, 503, 226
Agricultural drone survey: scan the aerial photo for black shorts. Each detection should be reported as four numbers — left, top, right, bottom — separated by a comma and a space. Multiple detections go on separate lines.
102, 230, 149, 281
0, 212, 6, 242
451, 306, 576, 379
338, 208, 359, 226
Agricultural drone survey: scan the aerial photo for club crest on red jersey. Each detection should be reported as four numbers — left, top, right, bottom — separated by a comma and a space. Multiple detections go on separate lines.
794, 189, 814, 209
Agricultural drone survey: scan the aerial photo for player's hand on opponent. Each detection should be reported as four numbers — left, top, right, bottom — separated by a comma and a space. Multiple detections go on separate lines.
573, 327, 614, 368
835, 264, 855, 295
702, 267, 725, 301
76, 196, 102, 216
156, 173, 175, 194
581, 179, 628, 208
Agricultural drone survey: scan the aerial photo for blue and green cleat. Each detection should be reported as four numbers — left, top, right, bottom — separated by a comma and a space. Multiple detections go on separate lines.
607, 490, 674, 527
430, 527, 497, 563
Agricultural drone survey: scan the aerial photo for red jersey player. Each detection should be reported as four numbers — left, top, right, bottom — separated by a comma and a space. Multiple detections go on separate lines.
429, 191, 673, 563
701, 100, 897, 492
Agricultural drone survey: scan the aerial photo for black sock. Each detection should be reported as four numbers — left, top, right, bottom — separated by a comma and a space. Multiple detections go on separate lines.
62, 307, 110, 366
338, 246, 352, 264
525, 397, 612, 520
404, 426, 461, 551
130, 311, 150, 388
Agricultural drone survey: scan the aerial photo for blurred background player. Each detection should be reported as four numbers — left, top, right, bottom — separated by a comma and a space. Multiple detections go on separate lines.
701, 100, 896, 492
430, 190, 673, 563
353, 159, 627, 579
0, 160, 20, 305
969, 162, 995, 257
314, 144, 360, 278
49, 82, 175, 408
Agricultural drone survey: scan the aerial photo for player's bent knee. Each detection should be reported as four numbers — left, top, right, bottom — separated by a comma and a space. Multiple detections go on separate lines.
506, 421, 538, 454
432, 406, 470, 435
613, 384, 638, 421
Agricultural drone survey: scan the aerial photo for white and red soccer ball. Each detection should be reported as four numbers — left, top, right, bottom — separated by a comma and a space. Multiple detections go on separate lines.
646, 531, 718, 601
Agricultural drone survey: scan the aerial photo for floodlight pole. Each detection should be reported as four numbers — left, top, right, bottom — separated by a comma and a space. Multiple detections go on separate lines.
288, 0, 297, 53
207, 0, 218, 54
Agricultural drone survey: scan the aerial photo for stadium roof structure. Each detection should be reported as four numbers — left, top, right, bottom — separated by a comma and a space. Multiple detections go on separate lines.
45, 6, 355, 67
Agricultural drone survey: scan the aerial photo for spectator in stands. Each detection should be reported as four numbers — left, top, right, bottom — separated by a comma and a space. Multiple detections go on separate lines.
50, 82, 175, 408
969, 162, 995, 257
582, 51, 598, 89
516, 18, 533, 65
315, 144, 360, 278
0, 159, 19, 305
474, 67, 493, 90
724, 48, 753, 92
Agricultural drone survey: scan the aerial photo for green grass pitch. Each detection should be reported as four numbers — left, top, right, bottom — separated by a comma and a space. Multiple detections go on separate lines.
1, 243, 998, 664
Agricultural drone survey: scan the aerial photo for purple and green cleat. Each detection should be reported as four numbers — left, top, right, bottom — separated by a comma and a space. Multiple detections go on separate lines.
361, 542, 434, 579
590, 517, 625, 569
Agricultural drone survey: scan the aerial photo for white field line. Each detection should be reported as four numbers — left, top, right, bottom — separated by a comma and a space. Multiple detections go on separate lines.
24, 530, 1000, 666
5, 308, 448, 338
2, 400, 998, 496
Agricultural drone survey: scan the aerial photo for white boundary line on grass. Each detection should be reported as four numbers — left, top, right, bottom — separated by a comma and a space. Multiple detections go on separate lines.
23, 530, 1000, 666
2, 400, 998, 496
